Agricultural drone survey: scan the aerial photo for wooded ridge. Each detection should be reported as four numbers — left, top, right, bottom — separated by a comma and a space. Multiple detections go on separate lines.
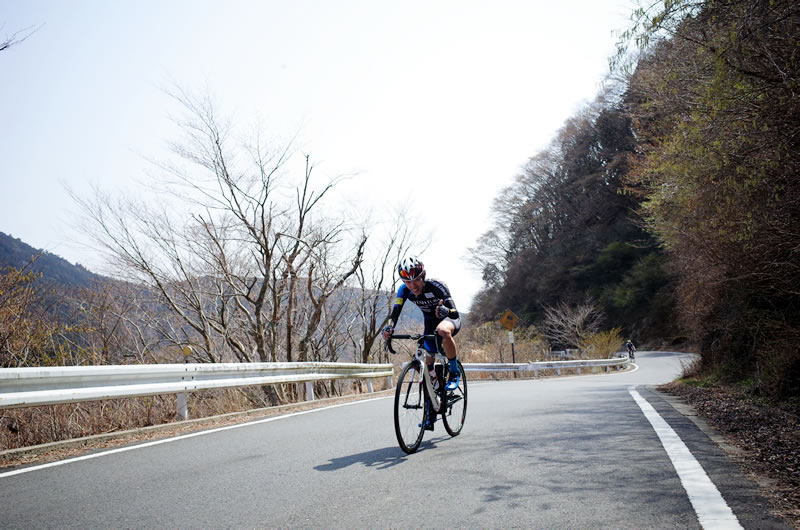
470, 0, 799, 404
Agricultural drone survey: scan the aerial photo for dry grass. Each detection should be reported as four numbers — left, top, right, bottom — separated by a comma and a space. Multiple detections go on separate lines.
458, 322, 550, 364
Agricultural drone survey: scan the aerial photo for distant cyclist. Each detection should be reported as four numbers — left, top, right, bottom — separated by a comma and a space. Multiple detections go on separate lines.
382, 256, 461, 429
626, 340, 636, 360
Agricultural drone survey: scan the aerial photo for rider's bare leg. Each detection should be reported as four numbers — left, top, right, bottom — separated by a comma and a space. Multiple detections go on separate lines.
436, 320, 457, 361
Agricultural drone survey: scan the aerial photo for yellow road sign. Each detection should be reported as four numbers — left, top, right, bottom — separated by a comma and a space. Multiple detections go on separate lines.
499, 309, 519, 331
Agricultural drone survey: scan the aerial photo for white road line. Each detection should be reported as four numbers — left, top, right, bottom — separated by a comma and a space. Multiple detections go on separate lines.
629, 387, 743, 530
0, 396, 388, 479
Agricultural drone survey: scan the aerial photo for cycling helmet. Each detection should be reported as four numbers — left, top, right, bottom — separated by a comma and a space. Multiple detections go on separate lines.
398, 256, 425, 281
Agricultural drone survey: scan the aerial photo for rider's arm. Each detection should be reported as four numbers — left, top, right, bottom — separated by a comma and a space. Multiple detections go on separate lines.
386, 284, 410, 329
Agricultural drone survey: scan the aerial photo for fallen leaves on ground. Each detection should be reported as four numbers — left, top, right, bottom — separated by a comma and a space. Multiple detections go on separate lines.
660, 381, 800, 529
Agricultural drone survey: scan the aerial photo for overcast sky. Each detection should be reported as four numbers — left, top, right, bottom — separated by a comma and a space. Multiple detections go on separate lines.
1, 0, 634, 310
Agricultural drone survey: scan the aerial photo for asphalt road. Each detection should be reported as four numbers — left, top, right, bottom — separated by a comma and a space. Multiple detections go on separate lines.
0, 352, 790, 528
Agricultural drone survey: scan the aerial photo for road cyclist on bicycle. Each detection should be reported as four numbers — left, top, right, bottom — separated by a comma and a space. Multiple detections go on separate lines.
382, 256, 461, 431
626, 339, 636, 361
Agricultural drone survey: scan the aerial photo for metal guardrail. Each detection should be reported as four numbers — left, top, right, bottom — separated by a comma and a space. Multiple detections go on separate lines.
463, 356, 630, 376
0, 355, 630, 417
0, 362, 394, 415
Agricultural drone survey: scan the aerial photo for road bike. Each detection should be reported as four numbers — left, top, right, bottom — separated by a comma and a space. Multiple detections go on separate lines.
386, 333, 467, 454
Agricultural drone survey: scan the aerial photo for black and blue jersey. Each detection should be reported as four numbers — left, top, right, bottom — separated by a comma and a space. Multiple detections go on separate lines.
388, 278, 461, 351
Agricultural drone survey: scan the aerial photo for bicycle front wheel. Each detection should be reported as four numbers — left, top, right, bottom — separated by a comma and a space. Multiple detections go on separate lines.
442, 360, 467, 436
394, 361, 426, 454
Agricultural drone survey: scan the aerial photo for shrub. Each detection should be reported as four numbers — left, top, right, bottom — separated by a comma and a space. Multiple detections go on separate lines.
579, 328, 624, 359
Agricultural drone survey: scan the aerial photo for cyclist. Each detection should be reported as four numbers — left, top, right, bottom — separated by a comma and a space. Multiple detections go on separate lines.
382, 256, 461, 430
626, 339, 636, 360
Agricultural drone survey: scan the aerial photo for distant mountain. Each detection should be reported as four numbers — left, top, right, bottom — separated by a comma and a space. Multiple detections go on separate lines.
0, 232, 102, 287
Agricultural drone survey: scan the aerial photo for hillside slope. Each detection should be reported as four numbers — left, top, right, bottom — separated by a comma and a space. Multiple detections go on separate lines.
0, 232, 100, 287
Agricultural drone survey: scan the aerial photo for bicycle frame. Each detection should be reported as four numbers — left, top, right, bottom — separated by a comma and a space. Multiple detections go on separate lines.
386, 333, 446, 412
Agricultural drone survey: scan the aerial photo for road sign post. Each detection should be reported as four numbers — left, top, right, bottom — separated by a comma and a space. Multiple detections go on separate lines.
498, 309, 519, 363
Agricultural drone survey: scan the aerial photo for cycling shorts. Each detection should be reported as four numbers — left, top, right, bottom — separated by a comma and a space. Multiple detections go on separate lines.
422, 316, 461, 354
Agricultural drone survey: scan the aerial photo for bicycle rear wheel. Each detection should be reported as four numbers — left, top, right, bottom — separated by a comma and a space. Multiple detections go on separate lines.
394, 361, 426, 454
442, 360, 467, 436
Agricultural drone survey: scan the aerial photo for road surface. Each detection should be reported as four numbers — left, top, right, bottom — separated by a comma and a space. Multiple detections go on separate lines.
0, 352, 789, 528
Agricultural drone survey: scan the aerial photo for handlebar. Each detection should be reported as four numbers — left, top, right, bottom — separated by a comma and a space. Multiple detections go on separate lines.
384, 333, 437, 354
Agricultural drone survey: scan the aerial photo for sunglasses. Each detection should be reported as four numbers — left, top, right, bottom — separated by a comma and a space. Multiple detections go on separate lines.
399, 269, 422, 280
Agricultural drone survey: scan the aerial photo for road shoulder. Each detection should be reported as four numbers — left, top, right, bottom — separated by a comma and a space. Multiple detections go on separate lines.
646, 384, 798, 529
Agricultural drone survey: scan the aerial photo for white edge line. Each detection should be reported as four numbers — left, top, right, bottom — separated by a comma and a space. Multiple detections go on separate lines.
629, 386, 743, 530
0, 396, 389, 479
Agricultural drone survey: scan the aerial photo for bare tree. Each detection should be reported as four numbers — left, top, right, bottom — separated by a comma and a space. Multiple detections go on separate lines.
349, 212, 428, 365
69, 280, 165, 364
540, 301, 604, 349
73, 190, 229, 363
1, 24, 42, 53
297, 231, 366, 364
0, 262, 42, 367
75, 90, 369, 406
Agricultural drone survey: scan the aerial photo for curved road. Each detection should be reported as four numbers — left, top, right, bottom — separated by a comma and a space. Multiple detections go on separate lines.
0, 352, 789, 528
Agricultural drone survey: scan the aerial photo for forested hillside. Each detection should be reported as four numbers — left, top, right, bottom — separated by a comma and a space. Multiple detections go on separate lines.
0, 232, 99, 287
469, 98, 677, 343
471, 0, 799, 402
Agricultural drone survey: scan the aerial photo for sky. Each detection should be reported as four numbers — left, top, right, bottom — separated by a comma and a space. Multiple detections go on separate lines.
1, 0, 635, 311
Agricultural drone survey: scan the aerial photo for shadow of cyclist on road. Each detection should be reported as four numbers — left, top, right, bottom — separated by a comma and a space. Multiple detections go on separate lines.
314, 436, 451, 471
314, 446, 409, 471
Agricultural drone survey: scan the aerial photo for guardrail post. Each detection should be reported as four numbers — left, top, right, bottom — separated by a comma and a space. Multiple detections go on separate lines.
367, 379, 374, 393
577, 367, 581, 375
305, 381, 315, 401
557, 368, 561, 376
177, 393, 189, 420
177, 346, 192, 420
386, 375, 393, 388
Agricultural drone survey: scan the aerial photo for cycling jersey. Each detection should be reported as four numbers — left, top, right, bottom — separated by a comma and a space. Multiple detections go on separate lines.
388, 278, 461, 352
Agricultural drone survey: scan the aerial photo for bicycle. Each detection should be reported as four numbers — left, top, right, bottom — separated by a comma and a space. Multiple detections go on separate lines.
386, 333, 468, 454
